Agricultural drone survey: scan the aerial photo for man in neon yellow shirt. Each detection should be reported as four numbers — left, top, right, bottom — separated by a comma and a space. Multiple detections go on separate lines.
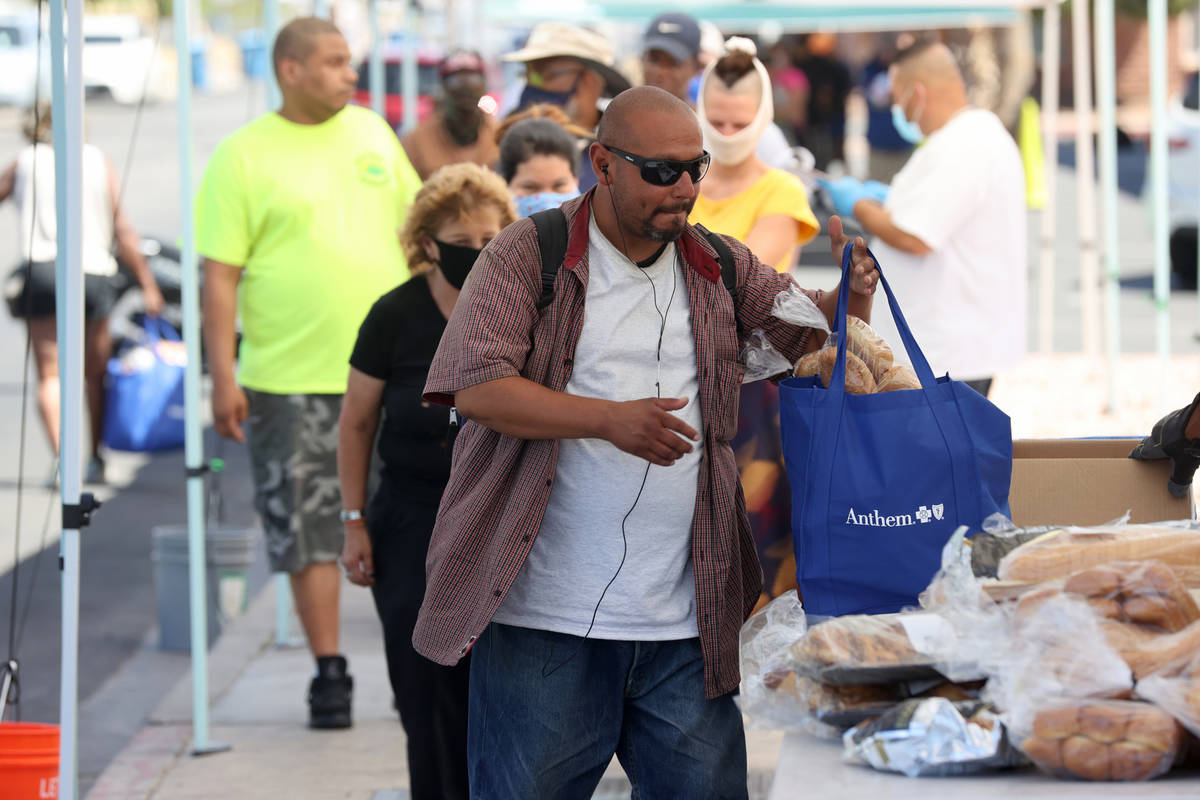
197, 17, 421, 730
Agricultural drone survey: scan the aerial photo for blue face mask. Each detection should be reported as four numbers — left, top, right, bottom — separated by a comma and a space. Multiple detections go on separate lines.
518, 82, 576, 111
891, 103, 925, 145
516, 191, 580, 218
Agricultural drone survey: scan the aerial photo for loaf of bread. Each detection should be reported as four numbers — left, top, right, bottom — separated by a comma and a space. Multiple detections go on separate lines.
844, 316, 894, 380
1019, 562, 1200, 634
875, 364, 922, 393
1113, 619, 1200, 680
792, 346, 877, 395
791, 613, 923, 673
1023, 701, 1183, 781
998, 526, 1200, 586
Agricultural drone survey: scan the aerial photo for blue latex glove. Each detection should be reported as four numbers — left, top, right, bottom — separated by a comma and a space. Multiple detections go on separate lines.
817, 177, 870, 219
863, 180, 890, 205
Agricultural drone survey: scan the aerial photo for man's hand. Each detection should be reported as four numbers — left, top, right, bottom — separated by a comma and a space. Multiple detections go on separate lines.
340, 522, 375, 587
212, 380, 249, 443
829, 215, 878, 297
602, 397, 698, 467
142, 283, 165, 317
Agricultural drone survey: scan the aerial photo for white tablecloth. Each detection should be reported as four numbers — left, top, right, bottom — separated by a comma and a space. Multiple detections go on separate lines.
769, 732, 1200, 799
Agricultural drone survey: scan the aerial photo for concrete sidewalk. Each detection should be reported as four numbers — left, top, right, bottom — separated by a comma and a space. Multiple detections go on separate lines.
86, 578, 784, 800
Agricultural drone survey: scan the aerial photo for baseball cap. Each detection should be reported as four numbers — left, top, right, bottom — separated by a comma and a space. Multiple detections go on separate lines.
439, 50, 485, 77
642, 12, 701, 64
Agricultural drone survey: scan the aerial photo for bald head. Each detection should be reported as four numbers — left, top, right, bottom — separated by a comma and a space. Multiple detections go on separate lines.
891, 40, 963, 90
273, 17, 343, 78
596, 86, 699, 152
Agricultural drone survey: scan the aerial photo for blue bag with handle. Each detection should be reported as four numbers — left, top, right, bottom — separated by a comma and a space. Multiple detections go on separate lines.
779, 243, 1013, 616
103, 317, 186, 452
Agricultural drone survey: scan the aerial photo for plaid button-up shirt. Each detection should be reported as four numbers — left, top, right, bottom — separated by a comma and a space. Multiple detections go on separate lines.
418, 191, 821, 698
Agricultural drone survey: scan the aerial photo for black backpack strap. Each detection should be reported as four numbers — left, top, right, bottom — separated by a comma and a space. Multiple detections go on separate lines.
694, 224, 738, 305
531, 208, 569, 311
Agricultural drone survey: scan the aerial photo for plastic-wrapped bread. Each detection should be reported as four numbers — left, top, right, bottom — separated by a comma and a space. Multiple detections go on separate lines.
1110, 618, 1200, 680
875, 364, 922, 393
1135, 643, 1200, 741
792, 346, 877, 395
997, 525, 1200, 586
1022, 700, 1184, 781
844, 316, 894, 380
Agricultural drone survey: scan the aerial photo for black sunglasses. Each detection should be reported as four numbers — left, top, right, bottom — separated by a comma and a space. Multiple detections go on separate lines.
602, 144, 711, 187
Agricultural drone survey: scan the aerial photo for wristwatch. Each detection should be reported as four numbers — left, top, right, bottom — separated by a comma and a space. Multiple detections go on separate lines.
339, 509, 363, 522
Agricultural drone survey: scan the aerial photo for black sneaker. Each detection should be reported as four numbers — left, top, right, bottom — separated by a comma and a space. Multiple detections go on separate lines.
1130, 392, 1200, 499
308, 655, 353, 729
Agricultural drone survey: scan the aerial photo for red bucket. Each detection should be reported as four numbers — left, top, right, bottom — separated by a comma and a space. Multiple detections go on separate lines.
0, 722, 59, 799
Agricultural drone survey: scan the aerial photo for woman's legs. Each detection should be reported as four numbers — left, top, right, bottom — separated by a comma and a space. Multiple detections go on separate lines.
84, 316, 111, 460
27, 316, 60, 453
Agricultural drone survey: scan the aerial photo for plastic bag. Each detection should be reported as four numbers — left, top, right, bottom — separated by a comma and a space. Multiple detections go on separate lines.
985, 595, 1134, 744
997, 524, 1200, 587
790, 613, 944, 685
1020, 700, 1184, 781
1109, 617, 1200, 681
843, 698, 1024, 777
738, 591, 818, 731
739, 329, 793, 383
770, 283, 830, 333
1135, 647, 1200, 739
103, 317, 186, 452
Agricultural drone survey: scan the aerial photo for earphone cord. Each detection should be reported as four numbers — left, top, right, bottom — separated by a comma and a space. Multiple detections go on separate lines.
540, 189, 679, 679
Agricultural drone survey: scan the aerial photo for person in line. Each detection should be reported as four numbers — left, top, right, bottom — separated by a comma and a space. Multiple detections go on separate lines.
400, 50, 499, 181
502, 22, 631, 191
197, 16, 422, 729
796, 32, 852, 170
0, 103, 164, 485
338, 163, 514, 800
819, 39, 1026, 397
496, 117, 580, 217
414, 85, 878, 796
688, 38, 820, 611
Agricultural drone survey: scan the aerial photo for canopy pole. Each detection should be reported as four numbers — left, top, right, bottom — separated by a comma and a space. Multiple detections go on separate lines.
1071, 0, 1102, 358
1094, 0, 1121, 413
55, 0, 84, 793
1149, 0, 1171, 403
1038, 2, 1061, 353
264, 0, 281, 109
369, 0, 384, 118
401, 2, 418, 134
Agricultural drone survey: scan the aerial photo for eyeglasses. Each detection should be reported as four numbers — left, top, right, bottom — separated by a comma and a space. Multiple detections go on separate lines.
602, 144, 711, 187
525, 65, 584, 89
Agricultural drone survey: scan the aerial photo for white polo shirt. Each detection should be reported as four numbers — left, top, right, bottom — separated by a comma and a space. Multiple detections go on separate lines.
869, 108, 1027, 382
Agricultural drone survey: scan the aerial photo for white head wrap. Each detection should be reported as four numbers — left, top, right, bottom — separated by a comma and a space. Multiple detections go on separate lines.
696, 37, 774, 166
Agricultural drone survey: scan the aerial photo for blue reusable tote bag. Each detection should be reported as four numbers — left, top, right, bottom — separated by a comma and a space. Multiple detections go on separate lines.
779, 243, 1012, 616
103, 317, 186, 452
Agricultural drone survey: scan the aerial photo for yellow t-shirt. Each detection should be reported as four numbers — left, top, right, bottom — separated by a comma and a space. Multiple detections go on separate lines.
196, 106, 421, 394
689, 168, 819, 272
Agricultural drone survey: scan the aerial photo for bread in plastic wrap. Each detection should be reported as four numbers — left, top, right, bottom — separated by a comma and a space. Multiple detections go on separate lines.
1014, 561, 1200, 634
1135, 643, 1200, 740
792, 346, 876, 395
875, 364, 922, 393
844, 315, 894, 381
790, 613, 940, 684
997, 525, 1200, 587
1105, 618, 1200, 681
1021, 700, 1184, 781
738, 590, 813, 731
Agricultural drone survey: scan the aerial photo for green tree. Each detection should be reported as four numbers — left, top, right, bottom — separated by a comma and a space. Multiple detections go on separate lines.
1114, 0, 1193, 17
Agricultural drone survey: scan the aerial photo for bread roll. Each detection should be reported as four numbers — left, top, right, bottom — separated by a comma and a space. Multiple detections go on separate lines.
1062, 734, 1111, 780
1064, 565, 1123, 598
1124, 704, 1184, 752
1032, 706, 1079, 740
1022, 737, 1063, 770
792, 347, 877, 395
1088, 597, 1124, 620
875, 364, 922, 393
844, 316, 894, 380
1079, 703, 1131, 744
1110, 741, 1169, 781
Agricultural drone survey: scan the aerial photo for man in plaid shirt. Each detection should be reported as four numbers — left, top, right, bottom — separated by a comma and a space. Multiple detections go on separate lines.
420, 86, 878, 797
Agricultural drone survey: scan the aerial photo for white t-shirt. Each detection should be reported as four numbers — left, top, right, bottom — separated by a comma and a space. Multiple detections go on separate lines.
14, 143, 118, 276
492, 214, 703, 640
869, 108, 1026, 381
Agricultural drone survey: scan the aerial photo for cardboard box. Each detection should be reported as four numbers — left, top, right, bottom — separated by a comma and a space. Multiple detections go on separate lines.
1010, 438, 1194, 527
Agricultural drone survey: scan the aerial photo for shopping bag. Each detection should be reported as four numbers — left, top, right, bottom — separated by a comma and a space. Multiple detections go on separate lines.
103, 316, 186, 452
779, 243, 1012, 616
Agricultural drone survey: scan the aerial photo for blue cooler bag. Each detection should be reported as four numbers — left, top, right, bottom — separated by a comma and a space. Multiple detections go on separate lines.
103, 317, 186, 452
779, 244, 1012, 616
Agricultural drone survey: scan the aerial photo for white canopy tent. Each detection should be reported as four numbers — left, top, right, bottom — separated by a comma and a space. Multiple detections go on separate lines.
51, 1, 1180, 797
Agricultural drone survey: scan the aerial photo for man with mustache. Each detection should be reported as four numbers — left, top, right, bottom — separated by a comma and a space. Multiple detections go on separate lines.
414, 86, 879, 795
400, 50, 499, 181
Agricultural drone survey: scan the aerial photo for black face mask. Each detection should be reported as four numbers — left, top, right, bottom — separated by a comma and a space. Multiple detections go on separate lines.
433, 239, 482, 289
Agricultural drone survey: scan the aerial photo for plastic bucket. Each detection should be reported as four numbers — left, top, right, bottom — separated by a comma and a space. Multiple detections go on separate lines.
0, 722, 59, 799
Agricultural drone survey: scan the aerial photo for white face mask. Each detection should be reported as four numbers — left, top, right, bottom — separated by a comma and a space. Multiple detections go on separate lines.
696, 39, 774, 167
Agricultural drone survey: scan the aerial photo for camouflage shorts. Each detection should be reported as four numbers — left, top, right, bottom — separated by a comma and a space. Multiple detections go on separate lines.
244, 390, 344, 574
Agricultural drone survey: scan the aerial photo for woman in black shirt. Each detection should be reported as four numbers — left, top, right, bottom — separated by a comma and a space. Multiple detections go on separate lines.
337, 163, 515, 800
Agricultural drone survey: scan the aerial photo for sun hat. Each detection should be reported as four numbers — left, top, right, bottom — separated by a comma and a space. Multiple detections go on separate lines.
504, 22, 631, 98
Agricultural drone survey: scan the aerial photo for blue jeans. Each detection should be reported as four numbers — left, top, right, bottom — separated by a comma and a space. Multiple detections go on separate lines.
467, 623, 748, 799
